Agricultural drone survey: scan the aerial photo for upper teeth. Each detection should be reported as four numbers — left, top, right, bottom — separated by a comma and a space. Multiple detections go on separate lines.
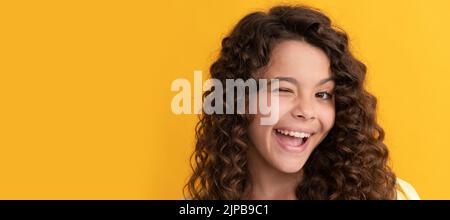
276, 129, 311, 138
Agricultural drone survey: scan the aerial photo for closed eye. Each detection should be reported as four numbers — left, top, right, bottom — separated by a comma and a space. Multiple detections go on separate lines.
316, 92, 333, 100
273, 87, 294, 93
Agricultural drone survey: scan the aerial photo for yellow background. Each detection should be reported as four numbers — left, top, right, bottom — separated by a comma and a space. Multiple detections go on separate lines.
0, 0, 449, 199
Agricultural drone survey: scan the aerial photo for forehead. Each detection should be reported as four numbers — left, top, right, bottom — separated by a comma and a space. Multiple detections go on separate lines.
264, 40, 332, 83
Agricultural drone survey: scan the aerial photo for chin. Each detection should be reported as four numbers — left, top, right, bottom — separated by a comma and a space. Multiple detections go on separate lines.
276, 161, 306, 174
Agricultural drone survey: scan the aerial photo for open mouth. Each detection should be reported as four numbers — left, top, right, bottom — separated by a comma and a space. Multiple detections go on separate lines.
274, 128, 313, 148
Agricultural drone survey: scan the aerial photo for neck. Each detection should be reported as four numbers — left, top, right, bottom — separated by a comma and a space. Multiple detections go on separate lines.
245, 147, 303, 200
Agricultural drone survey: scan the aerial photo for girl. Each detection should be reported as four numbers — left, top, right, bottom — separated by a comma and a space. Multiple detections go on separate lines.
185, 5, 420, 200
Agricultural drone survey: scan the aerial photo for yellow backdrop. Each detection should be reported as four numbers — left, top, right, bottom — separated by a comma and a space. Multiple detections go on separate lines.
0, 0, 449, 199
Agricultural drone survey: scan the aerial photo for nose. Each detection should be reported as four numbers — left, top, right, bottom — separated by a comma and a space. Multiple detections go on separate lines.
291, 99, 316, 120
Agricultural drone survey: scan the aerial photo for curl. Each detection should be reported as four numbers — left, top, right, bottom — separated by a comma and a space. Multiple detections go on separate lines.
185, 5, 396, 200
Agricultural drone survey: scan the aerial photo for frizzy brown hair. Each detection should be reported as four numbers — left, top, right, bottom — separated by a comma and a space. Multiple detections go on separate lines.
185, 5, 397, 199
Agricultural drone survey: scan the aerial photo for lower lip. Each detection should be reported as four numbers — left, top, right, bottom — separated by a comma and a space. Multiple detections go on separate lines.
272, 130, 311, 153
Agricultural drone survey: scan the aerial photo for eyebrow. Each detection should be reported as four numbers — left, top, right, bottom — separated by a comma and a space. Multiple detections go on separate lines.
273, 77, 299, 86
272, 76, 334, 86
316, 77, 335, 86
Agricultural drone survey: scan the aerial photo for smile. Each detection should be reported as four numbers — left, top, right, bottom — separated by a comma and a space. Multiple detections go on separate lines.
273, 128, 315, 152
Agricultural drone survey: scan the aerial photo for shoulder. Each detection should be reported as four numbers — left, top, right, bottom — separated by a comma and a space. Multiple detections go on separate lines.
396, 178, 420, 200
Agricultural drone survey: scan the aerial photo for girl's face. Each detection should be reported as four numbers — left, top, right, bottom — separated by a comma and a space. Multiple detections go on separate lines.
248, 40, 335, 174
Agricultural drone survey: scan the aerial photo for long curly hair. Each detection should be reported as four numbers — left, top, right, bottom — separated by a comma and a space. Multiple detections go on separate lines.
185, 5, 397, 200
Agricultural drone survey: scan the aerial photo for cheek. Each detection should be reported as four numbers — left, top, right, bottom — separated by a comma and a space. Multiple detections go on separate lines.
277, 98, 294, 117
318, 105, 335, 131
248, 117, 271, 150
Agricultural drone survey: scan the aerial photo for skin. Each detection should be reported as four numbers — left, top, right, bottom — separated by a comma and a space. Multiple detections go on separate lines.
246, 40, 336, 200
